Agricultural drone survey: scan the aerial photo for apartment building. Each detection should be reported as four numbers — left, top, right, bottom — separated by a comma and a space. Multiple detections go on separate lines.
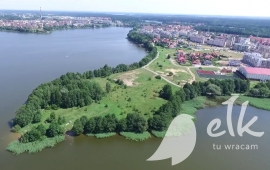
207, 38, 227, 47
189, 35, 206, 44
242, 52, 270, 68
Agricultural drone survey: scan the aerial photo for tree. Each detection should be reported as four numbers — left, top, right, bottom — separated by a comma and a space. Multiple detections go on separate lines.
46, 121, 64, 137
103, 114, 117, 132
85, 117, 96, 133
80, 116, 88, 127
126, 113, 148, 133
15, 105, 33, 127
159, 84, 173, 100
94, 117, 104, 133
58, 116, 66, 125
106, 82, 111, 93
20, 129, 41, 143
47, 112, 56, 123
155, 75, 161, 79
206, 84, 222, 97
36, 124, 46, 136
11, 125, 21, 133
32, 110, 42, 123
148, 115, 168, 131
117, 119, 127, 132
168, 72, 173, 76
71, 119, 84, 136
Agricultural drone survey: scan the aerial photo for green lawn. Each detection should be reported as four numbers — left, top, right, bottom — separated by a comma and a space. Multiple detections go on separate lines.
237, 96, 270, 111
189, 68, 207, 82
19, 68, 179, 133
148, 46, 177, 71
219, 51, 243, 59
148, 46, 192, 85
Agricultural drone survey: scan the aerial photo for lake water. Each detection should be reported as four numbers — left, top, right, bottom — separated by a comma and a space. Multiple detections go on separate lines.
1, 28, 270, 170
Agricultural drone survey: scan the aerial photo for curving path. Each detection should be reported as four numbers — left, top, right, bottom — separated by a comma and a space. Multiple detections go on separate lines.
169, 58, 196, 84
143, 52, 181, 88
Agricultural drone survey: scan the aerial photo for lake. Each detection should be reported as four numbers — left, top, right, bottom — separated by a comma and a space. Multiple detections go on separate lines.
0, 28, 269, 170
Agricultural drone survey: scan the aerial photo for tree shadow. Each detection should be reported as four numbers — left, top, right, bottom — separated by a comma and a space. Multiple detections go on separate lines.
66, 130, 76, 137
8, 119, 14, 128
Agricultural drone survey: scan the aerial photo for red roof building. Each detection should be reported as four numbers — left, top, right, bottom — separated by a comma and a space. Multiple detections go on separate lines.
192, 59, 201, 65
238, 67, 270, 81
204, 55, 214, 60
197, 70, 215, 75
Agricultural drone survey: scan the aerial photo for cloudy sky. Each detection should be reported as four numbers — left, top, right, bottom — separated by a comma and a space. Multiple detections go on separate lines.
0, 0, 269, 17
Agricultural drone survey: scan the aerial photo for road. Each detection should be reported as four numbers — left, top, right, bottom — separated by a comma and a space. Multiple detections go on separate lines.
143, 52, 181, 88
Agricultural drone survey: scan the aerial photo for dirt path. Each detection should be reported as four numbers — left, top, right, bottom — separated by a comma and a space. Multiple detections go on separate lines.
169, 58, 196, 84
143, 52, 181, 88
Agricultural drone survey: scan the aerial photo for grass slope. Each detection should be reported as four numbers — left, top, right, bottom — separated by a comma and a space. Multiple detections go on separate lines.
148, 47, 192, 85
237, 96, 270, 111
18, 68, 177, 133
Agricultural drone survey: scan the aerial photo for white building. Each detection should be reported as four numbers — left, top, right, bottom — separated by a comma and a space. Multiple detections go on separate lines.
242, 52, 270, 68
207, 38, 227, 47
189, 35, 206, 44
238, 67, 270, 81
232, 37, 251, 52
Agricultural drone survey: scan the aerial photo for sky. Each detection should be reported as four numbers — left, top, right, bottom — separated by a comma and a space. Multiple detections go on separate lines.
0, 0, 269, 17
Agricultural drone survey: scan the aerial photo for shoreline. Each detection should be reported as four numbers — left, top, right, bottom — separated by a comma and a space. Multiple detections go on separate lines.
6, 94, 269, 155
0, 25, 131, 35
6, 29, 270, 155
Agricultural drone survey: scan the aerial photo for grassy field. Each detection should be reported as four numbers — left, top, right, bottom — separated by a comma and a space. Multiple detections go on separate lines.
19, 68, 180, 133
219, 51, 243, 59
147, 46, 193, 85
237, 96, 270, 111
189, 68, 207, 82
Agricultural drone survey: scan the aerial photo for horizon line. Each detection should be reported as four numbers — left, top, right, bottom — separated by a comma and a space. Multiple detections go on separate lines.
0, 9, 270, 18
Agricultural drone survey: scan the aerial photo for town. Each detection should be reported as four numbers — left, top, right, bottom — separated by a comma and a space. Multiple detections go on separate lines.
0, 9, 123, 33
138, 24, 270, 82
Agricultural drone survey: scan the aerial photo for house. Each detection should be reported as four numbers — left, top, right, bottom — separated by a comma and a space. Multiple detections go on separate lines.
192, 59, 201, 65
228, 59, 241, 66
203, 60, 212, 65
178, 56, 186, 63
221, 68, 232, 73
178, 50, 184, 55
204, 55, 214, 60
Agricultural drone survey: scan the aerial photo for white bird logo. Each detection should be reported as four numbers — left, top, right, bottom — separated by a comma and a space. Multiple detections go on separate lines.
147, 114, 197, 166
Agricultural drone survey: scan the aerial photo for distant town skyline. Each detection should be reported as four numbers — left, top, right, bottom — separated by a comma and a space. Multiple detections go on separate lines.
0, 0, 269, 17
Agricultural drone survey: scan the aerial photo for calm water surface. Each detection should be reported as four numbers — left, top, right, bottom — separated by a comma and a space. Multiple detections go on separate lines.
0, 28, 270, 170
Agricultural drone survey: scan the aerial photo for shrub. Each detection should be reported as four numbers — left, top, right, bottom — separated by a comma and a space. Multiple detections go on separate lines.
151, 130, 166, 138
94, 133, 116, 139
155, 75, 161, 79
6, 135, 65, 155
11, 125, 21, 133
120, 132, 151, 141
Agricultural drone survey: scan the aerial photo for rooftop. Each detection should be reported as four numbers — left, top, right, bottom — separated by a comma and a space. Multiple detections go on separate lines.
244, 67, 270, 76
